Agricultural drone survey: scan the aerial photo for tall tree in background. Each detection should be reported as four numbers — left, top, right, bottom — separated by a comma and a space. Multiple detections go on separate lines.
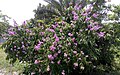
0, 11, 10, 37
34, 0, 83, 20
34, 0, 107, 24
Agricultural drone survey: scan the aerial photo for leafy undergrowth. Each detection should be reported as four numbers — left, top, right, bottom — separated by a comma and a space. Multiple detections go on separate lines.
0, 45, 25, 74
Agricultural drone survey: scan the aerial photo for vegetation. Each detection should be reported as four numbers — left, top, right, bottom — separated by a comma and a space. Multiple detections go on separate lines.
1, 0, 120, 75
0, 11, 11, 37
0, 45, 24, 74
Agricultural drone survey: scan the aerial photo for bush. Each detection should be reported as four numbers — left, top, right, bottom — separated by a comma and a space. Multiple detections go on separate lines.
2, 3, 120, 75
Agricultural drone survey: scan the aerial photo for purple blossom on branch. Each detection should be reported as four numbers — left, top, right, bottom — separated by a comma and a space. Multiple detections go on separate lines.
61, 70, 65, 75
97, 32, 105, 37
90, 25, 101, 31
8, 31, 16, 35
34, 45, 40, 51
74, 63, 78, 67
54, 34, 59, 42
48, 54, 54, 60
74, 4, 82, 10
68, 33, 73, 37
55, 37, 59, 42
52, 25, 56, 29
64, 53, 67, 57
73, 51, 77, 54
53, 53, 58, 58
39, 32, 45, 35
85, 17, 91, 22
82, 13, 87, 16
34, 60, 40, 64
72, 11, 79, 20
47, 28, 55, 32
73, 15, 79, 21
34, 41, 43, 51
57, 60, 61, 65
72, 11, 77, 15
92, 13, 99, 18
50, 45, 56, 51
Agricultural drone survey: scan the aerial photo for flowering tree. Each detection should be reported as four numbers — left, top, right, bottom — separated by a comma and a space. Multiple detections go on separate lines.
2, 1, 120, 75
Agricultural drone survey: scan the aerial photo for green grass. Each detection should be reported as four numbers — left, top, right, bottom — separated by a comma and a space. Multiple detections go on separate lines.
0, 45, 24, 74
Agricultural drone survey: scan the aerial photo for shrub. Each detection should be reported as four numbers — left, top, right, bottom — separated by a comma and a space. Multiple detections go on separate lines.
2, 3, 120, 75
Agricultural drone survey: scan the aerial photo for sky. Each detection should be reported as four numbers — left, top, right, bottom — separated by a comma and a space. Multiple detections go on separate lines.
0, 0, 120, 25
0, 0, 47, 25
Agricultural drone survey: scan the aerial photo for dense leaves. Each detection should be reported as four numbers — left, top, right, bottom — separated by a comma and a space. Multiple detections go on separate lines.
2, 1, 120, 75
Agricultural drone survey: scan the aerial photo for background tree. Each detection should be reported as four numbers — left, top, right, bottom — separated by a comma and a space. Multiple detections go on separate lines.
0, 11, 10, 37
34, 0, 108, 24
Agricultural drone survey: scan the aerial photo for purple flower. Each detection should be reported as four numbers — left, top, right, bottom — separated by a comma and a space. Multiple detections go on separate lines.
53, 41, 57, 45
52, 25, 56, 29
58, 45, 62, 47
62, 21, 65, 25
73, 51, 77, 54
22, 21, 26, 26
93, 22, 98, 25
50, 45, 56, 51
38, 41, 43, 45
72, 11, 79, 20
55, 23, 59, 27
74, 4, 81, 10
14, 46, 16, 48
34, 41, 43, 51
34, 60, 40, 64
87, 24, 92, 29
73, 15, 79, 21
97, 32, 105, 37
82, 13, 87, 16
8, 31, 15, 35
55, 37, 59, 42
74, 63, 78, 67
74, 4, 78, 10
34, 45, 40, 51
68, 42, 71, 45
48, 54, 54, 60
58, 50, 61, 54
54, 34, 57, 38
60, 29, 63, 32
72, 11, 77, 15
92, 13, 99, 18
72, 38, 75, 42
53, 53, 58, 58
90, 25, 101, 31
40, 32, 45, 35
74, 43, 78, 46
54, 34, 59, 42
64, 53, 67, 57
26, 29, 30, 33
68, 33, 73, 37
57, 60, 61, 65
22, 45, 25, 48
85, 17, 91, 22
61, 70, 65, 75
47, 28, 55, 32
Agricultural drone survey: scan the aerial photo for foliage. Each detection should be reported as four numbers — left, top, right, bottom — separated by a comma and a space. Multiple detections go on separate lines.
0, 45, 24, 74
34, 0, 87, 23
0, 11, 11, 37
2, 1, 120, 74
